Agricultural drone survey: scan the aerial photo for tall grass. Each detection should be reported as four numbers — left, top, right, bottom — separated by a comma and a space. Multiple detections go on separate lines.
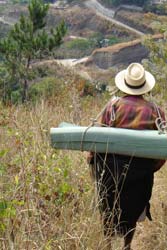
0, 93, 167, 250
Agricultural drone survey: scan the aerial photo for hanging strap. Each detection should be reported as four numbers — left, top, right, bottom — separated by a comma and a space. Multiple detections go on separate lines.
89, 89, 120, 127
153, 101, 167, 134
80, 89, 119, 151
110, 95, 119, 122
149, 92, 167, 134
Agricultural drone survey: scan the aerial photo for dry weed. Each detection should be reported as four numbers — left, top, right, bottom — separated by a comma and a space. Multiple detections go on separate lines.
0, 97, 166, 250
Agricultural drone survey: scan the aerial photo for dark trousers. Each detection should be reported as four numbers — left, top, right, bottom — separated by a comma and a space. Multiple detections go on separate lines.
92, 153, 155, 236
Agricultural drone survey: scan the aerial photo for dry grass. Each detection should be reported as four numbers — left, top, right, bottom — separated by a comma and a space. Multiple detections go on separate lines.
0, 94, 167, 250
131, 167, 167, 250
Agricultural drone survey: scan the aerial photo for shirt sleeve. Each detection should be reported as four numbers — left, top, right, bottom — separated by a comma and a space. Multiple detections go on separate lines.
87, 99, 115, 165
100, 100, 116, 127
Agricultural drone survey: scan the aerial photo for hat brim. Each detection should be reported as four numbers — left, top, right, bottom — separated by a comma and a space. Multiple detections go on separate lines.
115, 69, 155, 95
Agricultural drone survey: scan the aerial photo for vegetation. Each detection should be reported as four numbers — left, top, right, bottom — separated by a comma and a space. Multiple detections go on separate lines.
142, 23, 167, 99
56, 37, 100, 58
0, 0, 67, 103
0, 24, 10, 40
65, 38, 95, 51
11, 0, 55, 3
11, 0, 29, 3
99, 0, 149, 7
0, 1, 167, 250
144, 3, 167, 15
99, 0, 167, 14
0, 86, 167, 249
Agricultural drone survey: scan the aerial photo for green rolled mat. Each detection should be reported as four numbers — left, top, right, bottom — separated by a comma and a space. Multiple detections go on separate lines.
50, 122, 167, 159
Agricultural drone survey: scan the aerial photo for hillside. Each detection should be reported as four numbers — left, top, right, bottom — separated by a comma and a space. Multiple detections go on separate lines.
0, 1, 167, 249
1, 1, 166, 61
1, 0, 166, 93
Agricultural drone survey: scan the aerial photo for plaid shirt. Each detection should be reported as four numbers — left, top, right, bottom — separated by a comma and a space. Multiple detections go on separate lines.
88, 95, 166, 170
101, 95, 165, 130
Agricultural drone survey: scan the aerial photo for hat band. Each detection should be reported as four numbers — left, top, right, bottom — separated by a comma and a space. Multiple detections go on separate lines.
125, 80, 146, 89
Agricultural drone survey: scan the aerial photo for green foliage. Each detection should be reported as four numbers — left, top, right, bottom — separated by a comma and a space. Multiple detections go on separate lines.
0, 23, 10, 40
56, 37, 98, 58
0, 200, 16, 219
143, 33, 167, 98
99, 0, 149, 7
11, 0, 29, 3
28, 0, 49, 31
28, 77, 63, 101
0, 0, 67, 104
107, 36, 120, 45
11, 90, 23, 104
88, 32, 104, 45
66, 0, 75, 3
0, 198, 17, 232
65, 38, 95, 51
144, 3, 167, 15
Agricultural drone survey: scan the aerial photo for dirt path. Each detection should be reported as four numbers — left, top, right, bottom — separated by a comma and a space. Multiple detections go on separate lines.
32, 58, 92, 81
52, 58, 93, 80
84, 0, 145, 37
0, 16, 14, 25
55, 57, 89, 67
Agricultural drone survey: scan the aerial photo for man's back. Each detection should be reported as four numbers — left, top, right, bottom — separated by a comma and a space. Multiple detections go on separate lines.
101, 95, 165, 130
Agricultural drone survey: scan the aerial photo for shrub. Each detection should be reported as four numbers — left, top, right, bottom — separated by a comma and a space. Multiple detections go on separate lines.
11, 90, 22, 104
144, 3, 167, 15
28, 77, 63, 102
65, 38, 95, 51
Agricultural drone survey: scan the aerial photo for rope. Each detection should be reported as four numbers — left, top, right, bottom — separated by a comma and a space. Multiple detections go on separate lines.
91, 88, 119, 124
150, 93, 167, 134
80, 89, 119, 151
80, 92, 167, 151
80, 124, 93, 151
155, 118, 167, 134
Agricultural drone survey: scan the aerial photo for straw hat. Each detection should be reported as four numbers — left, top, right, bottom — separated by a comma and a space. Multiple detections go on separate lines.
115, 63, 155, 95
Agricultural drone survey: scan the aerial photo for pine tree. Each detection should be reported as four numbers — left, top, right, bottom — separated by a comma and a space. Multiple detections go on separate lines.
0, 0, 67, 103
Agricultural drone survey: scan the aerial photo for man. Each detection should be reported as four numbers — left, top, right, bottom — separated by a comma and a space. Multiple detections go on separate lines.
88, 63, 166, 250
